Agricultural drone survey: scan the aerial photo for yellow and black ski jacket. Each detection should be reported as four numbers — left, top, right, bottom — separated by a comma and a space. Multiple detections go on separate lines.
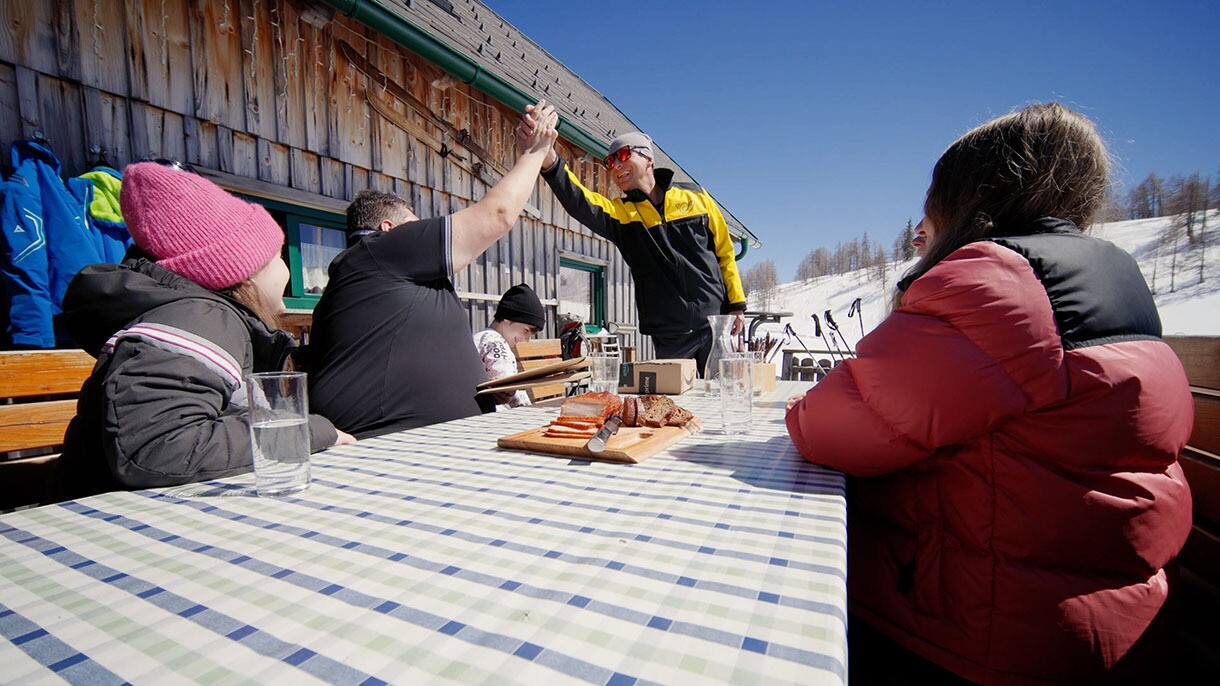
542, 157, 746, 337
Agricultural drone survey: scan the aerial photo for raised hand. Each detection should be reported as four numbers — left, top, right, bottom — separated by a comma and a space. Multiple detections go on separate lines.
517, 100, 558, 156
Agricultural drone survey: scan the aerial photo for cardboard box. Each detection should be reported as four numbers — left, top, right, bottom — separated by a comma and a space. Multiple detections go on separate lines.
617, 358, 697, 395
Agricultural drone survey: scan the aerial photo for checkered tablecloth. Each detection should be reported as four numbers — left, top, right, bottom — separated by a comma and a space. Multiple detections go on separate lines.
1, 382, 846, 684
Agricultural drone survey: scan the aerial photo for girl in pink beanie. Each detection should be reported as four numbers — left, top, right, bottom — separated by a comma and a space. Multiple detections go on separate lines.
52, 162, 353, 500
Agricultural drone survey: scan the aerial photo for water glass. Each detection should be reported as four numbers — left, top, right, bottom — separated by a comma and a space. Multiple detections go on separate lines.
246, 372, 311, 496
743, 350, 765, 395
719, 357, 753, 434
587, 352, 620, 394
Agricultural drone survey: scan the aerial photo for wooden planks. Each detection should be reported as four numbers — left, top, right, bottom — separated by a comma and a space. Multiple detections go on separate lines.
0, 350, 93, 457
1191, 392, 1220, 457
0, 400, 79, 453
1167, 336, 1220, 459
1165, 335, 1220, 673
1166, 336, 1220, 390
0, 350, 95, 397
516, 339, 565, 401
188, 0, 245, 127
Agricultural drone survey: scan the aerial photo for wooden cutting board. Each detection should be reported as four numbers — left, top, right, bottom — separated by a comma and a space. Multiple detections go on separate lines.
497, 424, 696, 463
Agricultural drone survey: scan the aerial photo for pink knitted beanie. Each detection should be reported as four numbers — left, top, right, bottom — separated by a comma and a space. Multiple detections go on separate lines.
120, 162, 285, 290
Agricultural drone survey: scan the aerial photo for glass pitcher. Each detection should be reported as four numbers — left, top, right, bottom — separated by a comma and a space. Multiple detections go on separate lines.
703, 314, 738, 395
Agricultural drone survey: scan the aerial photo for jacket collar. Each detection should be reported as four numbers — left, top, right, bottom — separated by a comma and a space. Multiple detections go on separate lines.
623, 167, 675, 204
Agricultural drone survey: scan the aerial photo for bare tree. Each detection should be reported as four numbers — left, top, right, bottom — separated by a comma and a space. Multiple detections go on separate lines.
743, 260, 778, 310
1200, 177, 1210, 284
874, 244, 888, 292
812, 247, 831, 279
795, 247, 833, 282
1167, 222, 1180, 293
1126, 173, 1164, 219
1168, 173, 1208, 244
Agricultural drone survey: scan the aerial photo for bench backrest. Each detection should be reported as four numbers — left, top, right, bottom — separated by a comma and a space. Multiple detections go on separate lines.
1164, 335, 1220, 671
0, 350, 94, 511
0, 349, 95, 454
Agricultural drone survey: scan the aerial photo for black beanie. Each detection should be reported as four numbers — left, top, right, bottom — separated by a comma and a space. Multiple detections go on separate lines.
495, 283, 545, 329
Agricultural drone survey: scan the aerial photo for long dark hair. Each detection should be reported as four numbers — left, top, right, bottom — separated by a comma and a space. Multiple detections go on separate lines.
900, 103, 1110, 293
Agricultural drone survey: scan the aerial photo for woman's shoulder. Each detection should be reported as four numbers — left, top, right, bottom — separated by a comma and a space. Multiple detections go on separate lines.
904, 241, 1048, 317
902, 241, 1065, 373
128, 296, 255, 356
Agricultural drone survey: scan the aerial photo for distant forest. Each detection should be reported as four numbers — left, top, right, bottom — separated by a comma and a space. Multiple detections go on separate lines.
743, 170, 1219, 297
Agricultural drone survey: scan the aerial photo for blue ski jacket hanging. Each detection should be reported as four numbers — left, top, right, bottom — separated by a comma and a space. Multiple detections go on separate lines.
0, 140, 102, 347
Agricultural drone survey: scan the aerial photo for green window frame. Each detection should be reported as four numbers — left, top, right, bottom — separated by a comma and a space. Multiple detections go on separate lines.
558, 257, 605, 326
242, 196, 346, 310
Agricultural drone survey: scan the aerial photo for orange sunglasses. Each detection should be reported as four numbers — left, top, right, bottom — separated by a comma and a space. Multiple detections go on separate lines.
602, 146, 649, 168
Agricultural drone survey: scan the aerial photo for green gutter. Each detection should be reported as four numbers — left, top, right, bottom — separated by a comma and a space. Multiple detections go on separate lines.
323, 0, 608, 158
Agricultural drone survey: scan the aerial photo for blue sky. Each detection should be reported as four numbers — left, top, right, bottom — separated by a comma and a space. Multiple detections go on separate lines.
486, 1, 1220, 281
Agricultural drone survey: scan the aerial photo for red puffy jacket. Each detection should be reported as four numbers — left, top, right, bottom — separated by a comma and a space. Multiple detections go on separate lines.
786, 225, 1193, 684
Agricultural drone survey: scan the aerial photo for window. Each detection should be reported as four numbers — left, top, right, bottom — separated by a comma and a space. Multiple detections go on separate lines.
297, 222, 346, 295
248, 197, 347, 310
558, 257, 605, 326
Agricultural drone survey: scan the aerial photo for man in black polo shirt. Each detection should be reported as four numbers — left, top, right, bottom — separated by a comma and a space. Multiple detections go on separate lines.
309, 101, 558, 438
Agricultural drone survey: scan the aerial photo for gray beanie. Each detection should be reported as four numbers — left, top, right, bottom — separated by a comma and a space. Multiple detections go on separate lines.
495, 283, 545, 329
607, 132, 653, 160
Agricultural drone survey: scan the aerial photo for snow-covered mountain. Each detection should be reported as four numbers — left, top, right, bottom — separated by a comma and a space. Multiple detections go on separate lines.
746, 211, 1220, 360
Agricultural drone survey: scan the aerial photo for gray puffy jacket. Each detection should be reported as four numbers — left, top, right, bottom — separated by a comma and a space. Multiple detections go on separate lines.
53, 251, 337, 500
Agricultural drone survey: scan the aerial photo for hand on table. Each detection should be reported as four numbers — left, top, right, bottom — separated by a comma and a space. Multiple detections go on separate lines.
334, 429, 357, 446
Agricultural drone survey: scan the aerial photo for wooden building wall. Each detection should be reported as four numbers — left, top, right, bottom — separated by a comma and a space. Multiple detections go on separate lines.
0, 0, 647, 353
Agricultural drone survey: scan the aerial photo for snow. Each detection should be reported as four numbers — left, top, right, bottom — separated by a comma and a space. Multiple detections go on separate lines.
746, 211, 1220, 357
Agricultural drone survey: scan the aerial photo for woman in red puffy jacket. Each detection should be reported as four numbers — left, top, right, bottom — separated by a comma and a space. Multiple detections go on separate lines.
786, 103, 1193, 684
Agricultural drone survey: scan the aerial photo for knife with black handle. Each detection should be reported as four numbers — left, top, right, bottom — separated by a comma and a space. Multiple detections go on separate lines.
585, 414, 623, 453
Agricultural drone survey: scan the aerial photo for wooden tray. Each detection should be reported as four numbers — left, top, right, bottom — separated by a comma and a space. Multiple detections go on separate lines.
476, 371, 590, 395
497, 424, 696, 463
477, 356, 587, 389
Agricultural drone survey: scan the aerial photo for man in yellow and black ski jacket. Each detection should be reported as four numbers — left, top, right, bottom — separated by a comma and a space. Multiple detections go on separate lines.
538, 131, 746, 373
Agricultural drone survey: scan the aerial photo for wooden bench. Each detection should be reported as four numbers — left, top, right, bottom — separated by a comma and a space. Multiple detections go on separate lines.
0, 349, 94, 510
1164, 335, 1220, 671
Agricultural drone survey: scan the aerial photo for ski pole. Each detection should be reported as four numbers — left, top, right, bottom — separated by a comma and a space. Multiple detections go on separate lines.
810, 313, 840, 363
824, 310, 853, 358
784, 323, 817, 363
848, 297, 865, 340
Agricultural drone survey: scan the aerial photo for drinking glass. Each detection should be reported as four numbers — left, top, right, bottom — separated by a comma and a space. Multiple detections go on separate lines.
743, 350, 765, 395
587, 352, 620, 394
719, 357, 753, 434
246, 372, 311, 496
703, 314, 737, 395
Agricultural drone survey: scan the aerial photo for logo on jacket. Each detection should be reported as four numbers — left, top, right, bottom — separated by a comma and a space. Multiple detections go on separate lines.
13, 209, 45, 262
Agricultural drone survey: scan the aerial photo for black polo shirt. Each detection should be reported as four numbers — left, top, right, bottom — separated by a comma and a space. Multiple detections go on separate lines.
308, 216, 490, 437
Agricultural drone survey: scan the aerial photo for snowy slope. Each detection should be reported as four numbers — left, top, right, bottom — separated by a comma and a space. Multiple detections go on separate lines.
748, 211, 1220, 356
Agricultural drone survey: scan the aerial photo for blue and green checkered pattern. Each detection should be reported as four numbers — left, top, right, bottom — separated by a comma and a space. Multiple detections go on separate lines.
1, 382, 846, 684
